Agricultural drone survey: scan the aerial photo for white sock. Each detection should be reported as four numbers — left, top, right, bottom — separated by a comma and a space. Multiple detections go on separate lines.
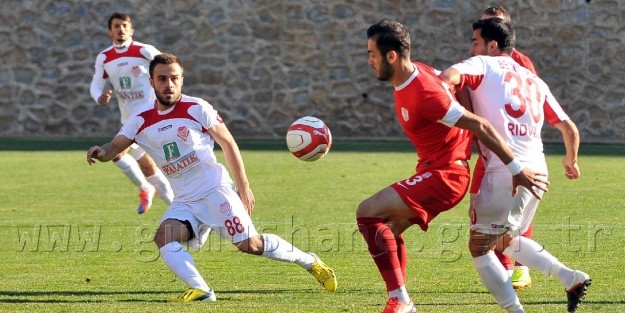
114, 154, 151, 190
261, 234, 315, 269
503, 236, 575, 287
473, 252, 523, 311
388, 285, 411, 304
160, 242, 210, 291
146, 171, 174, 205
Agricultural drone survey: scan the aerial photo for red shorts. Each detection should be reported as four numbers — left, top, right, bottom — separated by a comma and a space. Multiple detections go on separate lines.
391, 163, 470, 231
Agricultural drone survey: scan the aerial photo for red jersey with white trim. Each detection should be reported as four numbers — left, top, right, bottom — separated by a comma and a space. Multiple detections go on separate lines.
511, 49, 537, 75
119, 95, 233, 202
90, 38, 161, 123
394, 62, 472, 171
451, 55, 569, 171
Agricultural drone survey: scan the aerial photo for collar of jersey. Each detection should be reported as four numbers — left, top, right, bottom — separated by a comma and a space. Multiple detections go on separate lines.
395, 64, 419, 91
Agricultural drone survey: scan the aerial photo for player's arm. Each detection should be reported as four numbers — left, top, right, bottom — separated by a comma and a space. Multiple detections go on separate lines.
554, 119, 580, 179
90, 54, 112, 105
455, 110, 549, 199
87, 135, 133, 164
208, 123, 255, 215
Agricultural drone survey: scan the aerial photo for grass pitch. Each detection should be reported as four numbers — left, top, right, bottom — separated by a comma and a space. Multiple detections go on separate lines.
0, 138, 623, 312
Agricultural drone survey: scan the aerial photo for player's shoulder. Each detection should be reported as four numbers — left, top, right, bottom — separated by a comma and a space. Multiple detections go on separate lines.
132, 40, 161, 54
97, 44, 115, 57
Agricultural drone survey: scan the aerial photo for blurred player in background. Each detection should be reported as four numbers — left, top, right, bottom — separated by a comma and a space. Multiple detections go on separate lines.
440, 18, 589, 313
87, 53, 337, 302
90, 12, 173, 214
360, 19, 547, 313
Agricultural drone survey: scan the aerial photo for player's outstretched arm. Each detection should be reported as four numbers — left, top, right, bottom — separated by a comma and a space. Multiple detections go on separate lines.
554, 119, 581, 179
209, 123, 255, 215
455, 111, 549, 199
87, 135, 133, 165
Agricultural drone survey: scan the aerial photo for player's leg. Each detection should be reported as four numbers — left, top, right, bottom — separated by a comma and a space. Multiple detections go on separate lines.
131, 145, 175, 205
116, 145, 155, 214
357, 186, 415, 310
470, 171, 524, 313
154, 205, 215, 302
198, 185, 337, 292
501, 232, 591, 312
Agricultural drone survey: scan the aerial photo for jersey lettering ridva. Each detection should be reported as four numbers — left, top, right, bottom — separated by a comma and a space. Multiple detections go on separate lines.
452, 56, 569, 170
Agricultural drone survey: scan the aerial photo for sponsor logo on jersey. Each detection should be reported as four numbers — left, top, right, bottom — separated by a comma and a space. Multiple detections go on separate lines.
507, 122, 540, 138
119, 76, 132, 89
163, 142, 180, 161
117, 62, 128, 66
131, 66, 141, 77
160, 151, 200, 177
118, 91, 144, 99
219, 202, 232, 216
177, 126, 190, 142
158, 125, 172, 132
401, 107, 409, 122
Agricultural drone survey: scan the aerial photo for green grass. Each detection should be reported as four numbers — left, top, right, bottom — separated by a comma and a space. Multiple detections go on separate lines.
0, 138, 624, 312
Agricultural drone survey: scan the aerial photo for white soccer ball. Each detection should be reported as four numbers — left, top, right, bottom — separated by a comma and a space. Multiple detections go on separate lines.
286, 116, 332, 161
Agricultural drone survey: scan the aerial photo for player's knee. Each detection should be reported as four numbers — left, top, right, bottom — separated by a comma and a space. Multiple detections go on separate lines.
235, 236, 263, 255
154, 220, 191, 248
356, 199, 376, 218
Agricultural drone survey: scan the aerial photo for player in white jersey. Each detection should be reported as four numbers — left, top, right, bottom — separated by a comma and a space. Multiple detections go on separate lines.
90, 12, 173, 214
440, 18, 589, 313
87, 53, 337, 302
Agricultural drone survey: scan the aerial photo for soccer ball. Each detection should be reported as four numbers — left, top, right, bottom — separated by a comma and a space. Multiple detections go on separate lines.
286, 116, 332, 161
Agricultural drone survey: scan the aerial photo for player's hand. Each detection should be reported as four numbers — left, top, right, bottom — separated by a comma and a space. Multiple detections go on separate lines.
98, 90, 113, 105
562, 159, 580, 180
238, 186, 256, 216
512, 167, 549, 200
86, 146, 105, 165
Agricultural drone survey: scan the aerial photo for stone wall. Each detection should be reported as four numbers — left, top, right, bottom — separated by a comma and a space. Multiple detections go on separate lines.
1, 0, 623, 143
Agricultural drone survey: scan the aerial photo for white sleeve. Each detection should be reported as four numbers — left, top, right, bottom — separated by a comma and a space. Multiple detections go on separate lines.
141, 44, 161, 60
118, 115, 141, 140
90, 53, 107, 104
438, 100, 465, 127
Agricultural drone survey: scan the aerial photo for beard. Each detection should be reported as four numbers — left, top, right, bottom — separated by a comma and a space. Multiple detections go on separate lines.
155, 91, 179, 107
376, 58, 394, 81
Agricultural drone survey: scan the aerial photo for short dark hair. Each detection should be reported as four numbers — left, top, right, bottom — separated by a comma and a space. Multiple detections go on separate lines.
472, 18, 515, 54
108, 12, 132, 30
482, 5, 511, 23
366, 19, 411, 59
149, 53, 184, 78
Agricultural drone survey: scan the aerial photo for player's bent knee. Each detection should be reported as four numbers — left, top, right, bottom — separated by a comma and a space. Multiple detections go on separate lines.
235, 235, 264, 255
154, 219, 192, 248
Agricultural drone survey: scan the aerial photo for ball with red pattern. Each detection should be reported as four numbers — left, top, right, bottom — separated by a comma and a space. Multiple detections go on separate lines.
286, 116, 332, 161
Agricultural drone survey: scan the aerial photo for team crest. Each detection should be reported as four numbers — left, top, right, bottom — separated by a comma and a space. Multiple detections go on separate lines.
131, 66, 141, 77
219, 202, 232, 215
177, 126, 190, 142
401, 107, 409, 122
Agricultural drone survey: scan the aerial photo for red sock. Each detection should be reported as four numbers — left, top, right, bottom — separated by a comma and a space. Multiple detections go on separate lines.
357, 217, 404, 291
495, 249, 514, 271
514, 224, 534, 267
396, 234, 407, 282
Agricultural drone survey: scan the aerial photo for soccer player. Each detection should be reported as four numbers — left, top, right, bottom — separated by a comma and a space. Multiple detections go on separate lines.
439, 18, 589, 313
90, 12, 173, 214
87, 53, 337, 302
469, 5, 540, 289
360, 20, 548, 313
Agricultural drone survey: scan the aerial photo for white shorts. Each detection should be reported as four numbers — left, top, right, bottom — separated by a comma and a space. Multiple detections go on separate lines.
469, 169, 544, 235
160, 184, 258, 249
128, 143, 146, 160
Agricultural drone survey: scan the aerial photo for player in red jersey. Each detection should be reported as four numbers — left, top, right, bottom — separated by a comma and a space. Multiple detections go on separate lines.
90, 12, 173, 214
359, 20, 548, 313
469, 5, 540, 289
440, 18, 589, 313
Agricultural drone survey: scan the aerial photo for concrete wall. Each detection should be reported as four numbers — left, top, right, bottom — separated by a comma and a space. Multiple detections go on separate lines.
1, 0, 623, 142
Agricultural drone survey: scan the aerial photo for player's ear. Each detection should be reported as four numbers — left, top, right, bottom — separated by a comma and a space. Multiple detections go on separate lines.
386, 51, 398, 64
149, 77, 155, 89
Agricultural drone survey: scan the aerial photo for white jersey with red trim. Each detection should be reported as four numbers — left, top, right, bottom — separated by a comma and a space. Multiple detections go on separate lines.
90, 38, 160, 123
119, 95, 233, 202
451, 55, 570, 171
